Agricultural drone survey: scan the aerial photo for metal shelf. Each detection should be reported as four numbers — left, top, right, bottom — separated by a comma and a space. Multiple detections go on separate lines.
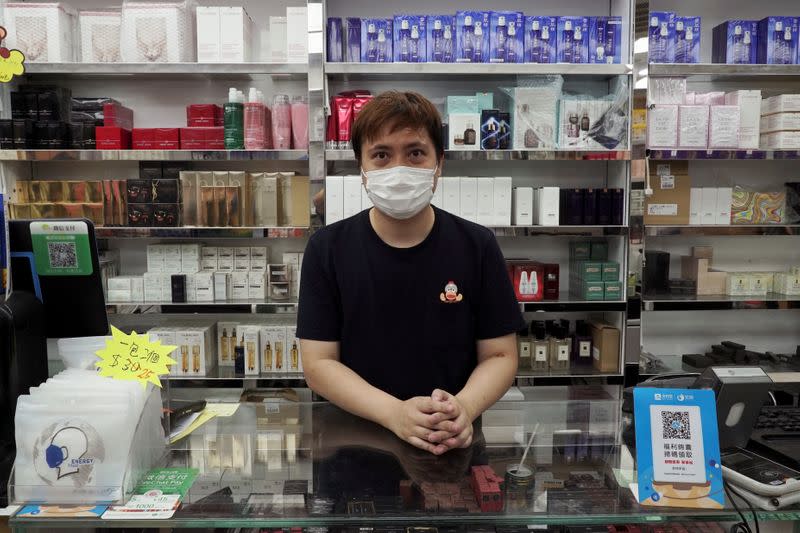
167, 367, 306, 386
492, 226, 628, 236
0, 149, 309, 162
95, 227, 311, 239
649, 63, 800, 81
327, 149, 630, 161
645, 225, 800, 237
643, 293, 800, 311
325, 62, 632, 79
516, 368, 622, 380
521, 300, 627, 312
107, 300, 298, 314
648, 149, 800, 160
23, 62, 308, 79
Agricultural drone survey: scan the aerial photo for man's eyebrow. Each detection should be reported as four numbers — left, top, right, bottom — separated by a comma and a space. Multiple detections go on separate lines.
367, 141, 428, 151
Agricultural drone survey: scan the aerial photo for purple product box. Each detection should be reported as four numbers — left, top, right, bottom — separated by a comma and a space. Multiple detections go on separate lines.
589, 16, 622, 64
557, 16, 589, 63
489, 11, 524, 63
524, 16, 557, 63
427, 15, 454, 62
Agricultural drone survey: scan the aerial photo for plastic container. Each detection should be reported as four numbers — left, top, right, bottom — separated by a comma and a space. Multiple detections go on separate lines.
272, 95, 292, 149
290, 96, 309, 149
57, 335, 111, 369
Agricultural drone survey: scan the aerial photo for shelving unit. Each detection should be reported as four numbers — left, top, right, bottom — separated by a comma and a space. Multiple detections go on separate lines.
648, 63, 800, 81
0, 149, 309, 161
645, 225, 800, 236
648, 149, 800, 160
94, 227, 311, 239
325, 62, 633, 79
326, 149, 631, 161
23, 62, 309, 79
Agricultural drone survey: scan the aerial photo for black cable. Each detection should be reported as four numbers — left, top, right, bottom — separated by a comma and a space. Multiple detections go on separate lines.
726, 482, 760, 533
724, 481, 753, 533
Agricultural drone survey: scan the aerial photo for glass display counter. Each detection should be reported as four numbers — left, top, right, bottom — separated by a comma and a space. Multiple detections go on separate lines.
9, 386, 800, 531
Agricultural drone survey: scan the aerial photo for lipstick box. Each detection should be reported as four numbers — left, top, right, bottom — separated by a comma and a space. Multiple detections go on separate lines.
187, 104, 223, 127
103, 103, 134, 130
155, 128, 180, 149
96, 126, 131, 149
132, 128, 155, 149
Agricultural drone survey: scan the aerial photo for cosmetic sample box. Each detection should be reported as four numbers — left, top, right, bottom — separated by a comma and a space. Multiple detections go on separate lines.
456, 11, 490, 63
489, 11, 523, 63
677, 105, 709, 149
723, 90, 761, 149
712, 20, 758, 64
674, 17, 700, 63
361, 19, 393, 63
287, 7, 308, 63
442, 177, 460, 215
196, 6, 254, 63
259, 326, 288, 373
342, 175, 363, 219
427, 15, 455, 62
176, 325, 215, 377
762, 94, 800, 115
557, 17, 589, 63
394, 15, 426, 63
757, 17, 798, 65
648, 12, 675, 63
708, 106, 740, 149
345, 17, 361, 63
324, 176, 344, 225
4, 2, 77, 62
476, 179, 494, 226
449, 113, 480, 151
121, 1, 195, 62
647, 105, 678, 148
524, 17, 556, 63
761, 131, 800, 149
761, 112, 800, 133
589, 17, 622, 64
269, 16, 288, 62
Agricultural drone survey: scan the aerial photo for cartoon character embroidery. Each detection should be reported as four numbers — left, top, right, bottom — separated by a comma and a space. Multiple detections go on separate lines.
440, 281, 463, 303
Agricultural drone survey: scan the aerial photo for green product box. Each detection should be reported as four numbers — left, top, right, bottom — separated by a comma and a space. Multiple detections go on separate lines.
576, 261, 603, 282
569, 242, 592, 261
590, 242, 609, 261
604, 281, 623, 300
476, 92, 494, 111
583, 281, 605, 301
602, 262, 619, 282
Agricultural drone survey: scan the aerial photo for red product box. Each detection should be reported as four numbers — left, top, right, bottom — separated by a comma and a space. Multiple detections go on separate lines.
96, 126, 132, 149
155, 128, 180, 149
132, 128, 155, 149
103, 103, 134, 130
509, 261, 544, 302
543, 263, 560, 300
186, 104, 223, 127
180, 127, 224, 149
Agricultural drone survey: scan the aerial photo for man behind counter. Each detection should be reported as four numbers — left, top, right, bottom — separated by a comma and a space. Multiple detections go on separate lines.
297, 91, 524, 455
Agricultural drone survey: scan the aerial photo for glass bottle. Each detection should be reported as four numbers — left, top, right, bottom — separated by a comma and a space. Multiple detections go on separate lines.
432, 19, 444, 62
221, 328, 229, 361
572, 320, 593, 368
540, 25, 551, 63
291, 341, 299, 371
517, 325, 532, 370
580, 111, 590, 132
464, 122, 476, 145
506, 21, 517, 62
473, 21, 484, 62
531, 322, 549, 373
181, 345, 189, 373
549, 325, 570, 371
264, 341, 272, 372
462, 15, 474, 60
234, 334, 245, 376
192, 345, 200, 374
247, 341, 256, 372
495, 15, 507, 61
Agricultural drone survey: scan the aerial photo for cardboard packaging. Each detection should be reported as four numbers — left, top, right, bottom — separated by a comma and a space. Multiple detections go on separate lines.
4, 2, 77, 62
677, 105, 709, 149
196, 6, 221, 62
269, 16, 287, 62
524, 16, 556, 63
476, 179, 494, 226
760, 131, 800, 150
80, 10, 121, 63
689, 188, 702, 225
214, 272, 229, 300
725, 90, 761, 149
456, 11, 490, 63
493, 177, 512, 226
489, 11, 523, 63
760, 112, 800, 133
732, 188, 786, 225
342, 175, 362, 219
557, 17, 589, 63
426, 15, 454, 63
644, 161, 691, 225
259, 326, 287, 373
589, 16, 622, 64
649, 11, 675, 63
716, 187, 732, 225
220, 7, 254, 63
534, 187, 560, 226
589, 321, 619, 373
287, 6, 308, 63
512, 187, 533, 226
121, 1, 195, 62
762, 95, 800, 116
712, 20, 758, 64
393, 14, 427, 63
176, 326, 215, 377
286, 326, 303, 372
360, 18, 393, 63
674, 16, 700, 63
512, 85, 560, 150
700, 188, 717, 225
217, 322, 239, 366
459, 177, 478, 222
448, 113, 481, 150
647, 105, 678, 148
442, 177, 460, 215
757, 17, 798, 64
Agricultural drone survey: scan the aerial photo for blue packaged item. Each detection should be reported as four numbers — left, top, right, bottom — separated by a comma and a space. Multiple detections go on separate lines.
557, 17, 589, 63
674, 17, 700, 63
490, 11, 524, 63
427, 15, 454, 62
757, 17, 798, 64
345, 18, 361, 62
394, 15, 426, 63
589, 16, 622, 64
456, 11, 490, 63
327, 18, 343, 62
649, 12, 675, 63
712, 20, 757, 64
524, 16, 557, 63
361, 19, 393, 63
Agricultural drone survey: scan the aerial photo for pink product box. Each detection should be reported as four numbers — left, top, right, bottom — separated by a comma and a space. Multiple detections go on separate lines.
708, 106, 740, 149
695, 92, 726, 106
678, 105, 710, 149
647, 105, 679, 149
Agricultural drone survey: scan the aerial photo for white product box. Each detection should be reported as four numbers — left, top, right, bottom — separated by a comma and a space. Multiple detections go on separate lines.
361, 184, 373, 210
512, 86, 559, 149
239, 325, 261, 375
148, 328, 179, 376
80, 10, 122, 63
176, 326, 215, 376
220, 7, 253, 63
286, 326, 302, 373
182, 244, 202, 273
217, 322, 239, 366
695, 92, 725, 106
647, 105, 678, 148
201, 257, 218, 271
4, 2, 77, 62
459, 177, 478, 222
715, 187, 732, 225
343, 175, 363, 219
648, 77, 687, 106
234, 247, 251, 272
677, 105, 709, 149
269, 16, 288, 63
476, 179, 494, 226
512, 187, 533, 226
214, 171, 229, 187
217, 247, 234, 272
214, 273, 229, 301
760, 113, 800, 133
107, 288, 131, 302
121, 1, 196, 62
259, 326, 287, 373
195, 272, 214, 302
760, 131, 800, 149
431, 181, 444, 209
762, 95, 800, 116
442, 177, 460, 215
147, 244, 165, 272
448, 114, 481, 151
708, 106, 740, 149
493, 177, 512, 226
689, 188, 703, 225
185, 273, 197, 302
700, 188, 717, 225
250, 247, 269, 272
143, 273, 164, 301
201, 246, 217, 259
684, 92, 696, 105
108, 276, 132, 292
129, 276, 143, 301
163, 244, 183, 273
286, 7, 308, 63
248, 271, 266, 299
536, 187, 560, 226
231, 272, 250, 300
725, 90, 761, 149
775, 273, 800, 295
325, 176, 344, 224
196, 6, 221, 61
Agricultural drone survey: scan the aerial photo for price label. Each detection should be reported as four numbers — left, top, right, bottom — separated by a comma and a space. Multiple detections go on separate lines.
95, 326, 177, 388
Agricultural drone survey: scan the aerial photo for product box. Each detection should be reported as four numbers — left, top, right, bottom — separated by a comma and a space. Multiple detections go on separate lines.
427, 15, 455, 62
716, 187, 732, 225
576, 261, 603, 282
578, 280, 604, 301
121, 1, 195, 62
80, 10, 121, 63
393, 15, 426, 63
456, 11, 490, 63
476, 179, 494, 226
775, 272, 800, 295
361, 18, 393, 63
511, 263, 543, 301
512, 86, 560, 149
589, 320, 619, 373
591, 241, 609, 261
648, 12, 675, 63
604, 281, 623, 300
220, 7, 254, 63
570, 241, 591, 261
559, 98, 613, 149
325, 175, 344, 224
176, 326, 215, 377
677, 105, 709, 149
327, 17, 343, 62
231, 271, 249, 300
648, 77, 687, 106
724, 90, 761, 149
248, 271, 266, 299
217, 247, 234, 272
674, 16, 700, 63
708, 106, 741, 149
237, 325, 260, 376
731, 188, 785, 224
4, 2, 77, 62
712, 20, 758, 64
217, 321, 239, 366
213, 272, 229, 300
345, 17, 361, 63
493, 177, 512, 226
286, 6, 308, 63
234, 246, 251, 272
96, 126, 131, 149
342, 175, 362, 219
700, 188, 717, 225
148, 327, 179, 375
757, 17, 798, 64
761, 131, 800, 149
589, 16, 622, 64
489, 11, 523, 63
557, 17, 589, 63
196, 6, 221, 62
533, 187, 559, 226
449, 113, 481, 150
441, 177, 460, 215
644, 161, 691, 225
647, 105, 678, 148
269, 16, 288, 62
760, 112, 800, 133
286, 326, 303, 373
524, 17, 557, 63
259, 325, 287, 373
762, 94, 800, 115
250, 247, 269, 272
194, 272, 214, 302
602, 262, 619, 282
512, 187, 533, 226
459, 177, 478, 222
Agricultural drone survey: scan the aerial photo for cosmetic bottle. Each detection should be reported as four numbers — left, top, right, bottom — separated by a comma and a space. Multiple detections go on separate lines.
247, 340, 256, 372
519, 270, 530, 295
548, 324, 570, 371
291, 96, 309, 149
597, 188, 612, 225
275, 340, 283, 370
229, 327, 238, 362
499, 113, 511, 149
193, 345, 201, 374
541, 25, 551, 63
559, 319, 573, 356
181, 345, 189, 373
244, 88, 267, 150
462, 15, 474, 60
581, 111, 590, 132
399, 19, 411, 62
495, 15, 507, 61
234, 333, 245, 376
681, 26, 694, 63
224, 87, 244, 149
464, 122, 476, 145
781, 24, 793, 64
517, 325, 532, 370
506, 21, 517, 62
773, 21, 784, 63
531, 322, 549, 373
367, 23, 378, 62
272, 95, 292, 149
473, 21, 484, 62
410, 25, 420, 62
572, 320, 593, 368
221, 328, 230, 362
732, 25, 744, 63
583, 188, 597, 224
432, 19, 444, 61
530, 20, 541, 62
562, 20, 574, 63
377, 28, 388, 62
675, 19, 686, 62
443, 23, 454, 62
572, 25, 583, 63
568, 113, 580, 138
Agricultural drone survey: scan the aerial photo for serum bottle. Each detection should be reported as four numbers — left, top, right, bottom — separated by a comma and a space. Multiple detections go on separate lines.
473, 20, 484, 62
443, 23, 454, 62
572, 24, 583, 63
464, 122, 476, 145
495, 15, 507, 61
433, 19, 444, 61
541, 24, 551, 63
562, 20, 573, 63
462, 15, 474, 60
367, 23, 378, 62
530, 20, 541, 62
782, 24, 793, 64
376, 28, 388, 62
506, 20, 517, 62
410, 25, 420, 62
399, 19, 411, 62
674, 20, 685, 62
733, 25, 744, 63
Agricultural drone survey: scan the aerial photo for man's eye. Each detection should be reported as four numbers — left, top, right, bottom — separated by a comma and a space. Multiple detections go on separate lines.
410, 150, 424, 158
373, 152, 388, 160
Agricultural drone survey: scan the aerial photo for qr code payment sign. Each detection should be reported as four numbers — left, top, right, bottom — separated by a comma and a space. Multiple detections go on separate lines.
661, 411, 691, 439
650, 404, 705, 484
47, 241, 78, 269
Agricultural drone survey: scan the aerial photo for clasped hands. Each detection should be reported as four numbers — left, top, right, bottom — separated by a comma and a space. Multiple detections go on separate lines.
390, 389, 474, 455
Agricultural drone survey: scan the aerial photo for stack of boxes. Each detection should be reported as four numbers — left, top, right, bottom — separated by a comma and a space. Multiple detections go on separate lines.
148, 320, 216, 377
760, 95, 800, 149
195, 7, 255, 63
127, 163, 185, 227
648, 11, 701, 64
215, 321, 302, 376
8, 179, 124, 227
712, 17, 799, 64
569, 241, 622, 301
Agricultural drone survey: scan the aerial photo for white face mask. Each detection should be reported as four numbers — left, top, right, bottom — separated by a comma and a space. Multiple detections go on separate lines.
362, 165, 437, 220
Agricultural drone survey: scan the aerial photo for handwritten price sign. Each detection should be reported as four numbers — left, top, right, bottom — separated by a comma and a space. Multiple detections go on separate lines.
95, 326, 177, 388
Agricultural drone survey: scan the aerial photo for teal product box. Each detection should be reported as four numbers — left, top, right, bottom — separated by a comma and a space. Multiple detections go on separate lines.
569, 241, 592, 261
590, 241, 608, 261
476, 92, 494, 111
583, 281, 605, 300
604, 281, 623, 300
577, 261, 603, 282
602, 261, 619, 282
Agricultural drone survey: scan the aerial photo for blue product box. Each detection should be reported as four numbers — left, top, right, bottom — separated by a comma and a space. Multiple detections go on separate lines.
394, 15, 427, 63
712, 20, 758, 64
557, 16, 589, 63
524, 16, 557, 63
490, 11, 524, 63
757, 17, 798, 64
345, 17, 361, 62
674, 16, 700, 63
648, 11, 675, 63
589, 16, 622, 64
327, 18, 343, 62
427, 15, 454, 62
361, 18, 393, 63
456, 11, 490, 63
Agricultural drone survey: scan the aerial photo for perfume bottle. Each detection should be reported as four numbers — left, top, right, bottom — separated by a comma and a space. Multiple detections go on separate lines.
517, 325, 532, 369
562, 20, 573, 63
782, 25, 793, 64
507, 21, 517, 62
495, 15, 507, 61
464, 122, 476, 145
540, 25, 551, 63
473, 21, 484, 62
568, 113, 580, 138
181, 345, 189, 373
733, 25, 744, 64
247, 341, 256, 371
443, 23, 454, 62
559, 319, 573, 358
376, 28, 388, 62
192, 345, 200, 374
572, 320, 593, 367
581, 111, 590, 132
275, 341, 283, 370
462, 15, 474, 60
410, 25, 420, 62
291, 341, 299, 371
548, 323, 570, 371
264, 341, 272, 371
531, 322, 549, 373
399, 19, 411, 62
221, 328, 229, 361
229, 327, 237, 363
433, 19, 444, 61
234, 335, 245, 376
367, 23, 378, 62
530, 20, 541, 62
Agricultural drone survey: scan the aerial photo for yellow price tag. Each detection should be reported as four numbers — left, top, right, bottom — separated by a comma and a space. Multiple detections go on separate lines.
0, 27, 26, 83
95, 326, 177, 388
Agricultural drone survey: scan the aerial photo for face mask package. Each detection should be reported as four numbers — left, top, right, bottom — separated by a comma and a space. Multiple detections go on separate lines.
427, 15, 455, 62
121, 1, 196, 62
394, 15, 427, 63
361, 18, 393, 63
456, 11, 490, 63
557, 17, 589, 64
589, 17, 622, 64
648, 11, 675, 63
674, 16, 700, 64
712, 20, 758, 64
3, 2, 78, 62
490, 11, 524, 63
757, 17, 799, 65
524, 17, 557, 63
503, 75, 563, 150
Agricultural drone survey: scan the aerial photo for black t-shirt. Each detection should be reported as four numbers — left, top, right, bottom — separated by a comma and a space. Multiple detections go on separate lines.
296, 206, 525, 400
